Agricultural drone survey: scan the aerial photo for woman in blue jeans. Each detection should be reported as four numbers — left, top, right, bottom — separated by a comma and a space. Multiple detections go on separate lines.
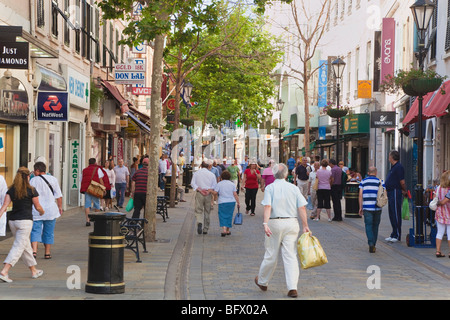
358, 167, 384, 253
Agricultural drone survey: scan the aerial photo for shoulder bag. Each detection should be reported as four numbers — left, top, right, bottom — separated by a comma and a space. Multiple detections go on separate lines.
39, 175, 54, 195
429, 186, 440, 211
376, 180, 388, 208
86, 166, 106, 199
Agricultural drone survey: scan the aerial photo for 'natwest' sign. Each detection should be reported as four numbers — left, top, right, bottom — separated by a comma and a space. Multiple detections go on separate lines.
131, 87, 151, 95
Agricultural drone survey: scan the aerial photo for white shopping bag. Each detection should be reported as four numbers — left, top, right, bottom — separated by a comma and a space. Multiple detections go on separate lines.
0, 213, 6, 236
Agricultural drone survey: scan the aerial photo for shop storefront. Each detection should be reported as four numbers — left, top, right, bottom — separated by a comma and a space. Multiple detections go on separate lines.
341, 113, 370, 178
61, 65, 89, 208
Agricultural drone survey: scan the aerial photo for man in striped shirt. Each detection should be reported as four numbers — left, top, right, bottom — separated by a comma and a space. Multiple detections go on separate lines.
358, 167, 384, 253
131, 157, 149, 218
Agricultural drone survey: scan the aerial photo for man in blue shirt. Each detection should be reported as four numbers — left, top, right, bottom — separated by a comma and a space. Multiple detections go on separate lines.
359, 166, 383, 253
287, 156, 296, 172
385, 150, 407, 243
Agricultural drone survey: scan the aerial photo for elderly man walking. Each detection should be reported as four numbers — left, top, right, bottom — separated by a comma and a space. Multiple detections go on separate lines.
255, 163, 310, 298
191, 161, 218, 235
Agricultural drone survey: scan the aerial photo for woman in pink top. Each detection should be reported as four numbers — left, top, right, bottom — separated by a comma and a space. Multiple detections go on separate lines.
435, 171, 450, 258
261, 160, 275, 192
314, 160, 333, 221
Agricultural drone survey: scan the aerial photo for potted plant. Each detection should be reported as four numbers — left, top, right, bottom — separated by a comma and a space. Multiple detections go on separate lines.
380, 68, 446, 96
324, 102, 351, 119
180, 118, 194, 127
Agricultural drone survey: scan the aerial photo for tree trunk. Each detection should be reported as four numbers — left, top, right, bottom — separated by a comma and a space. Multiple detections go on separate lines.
303, 64, 311, 157
144, 32, 166, 242
169, 49, 184, 208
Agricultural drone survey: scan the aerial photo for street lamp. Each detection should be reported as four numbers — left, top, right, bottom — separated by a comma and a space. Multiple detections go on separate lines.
276, 98, 285, 111
182, 80, 194, 117
331, 57, 346, 161
410, 0, 435, 244
411, 0, 436, 69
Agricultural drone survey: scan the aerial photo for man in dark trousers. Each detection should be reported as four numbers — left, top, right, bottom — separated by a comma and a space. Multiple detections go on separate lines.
385, 150, 407, 243
130, 157, 149, 218
329, 159, 343, 221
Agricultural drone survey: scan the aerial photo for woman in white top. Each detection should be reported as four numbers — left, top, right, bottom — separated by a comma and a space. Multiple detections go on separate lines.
211, 171, 240, 237
102, 160, 116, 211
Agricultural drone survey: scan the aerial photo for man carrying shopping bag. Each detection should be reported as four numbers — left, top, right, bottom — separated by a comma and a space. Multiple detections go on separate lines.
255, 163, 310, 298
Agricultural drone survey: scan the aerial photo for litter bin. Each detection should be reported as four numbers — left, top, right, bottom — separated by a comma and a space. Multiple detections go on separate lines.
165, 176, 172, 198
345, 182, 360, 218
85, 212, 126, 294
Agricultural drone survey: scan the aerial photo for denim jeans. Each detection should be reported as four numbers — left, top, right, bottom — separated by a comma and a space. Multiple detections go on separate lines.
115, 182, 127, 207
363, 210, 382, 246
158, 173, 165, 190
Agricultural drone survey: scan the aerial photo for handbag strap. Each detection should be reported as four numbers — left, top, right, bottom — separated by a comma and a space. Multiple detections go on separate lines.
38, 175, 54, 195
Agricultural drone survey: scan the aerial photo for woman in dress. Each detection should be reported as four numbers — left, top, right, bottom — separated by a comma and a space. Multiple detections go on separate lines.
0, 167, 45, 283
241, 160, 261, 216
314, 160, 333, 221
211, 171, 240, 236
435, 170, 450, 258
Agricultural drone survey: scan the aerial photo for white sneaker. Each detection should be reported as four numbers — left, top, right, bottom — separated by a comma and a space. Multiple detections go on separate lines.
32, 270, 44, 279
0, 273, 12, 283
389, 238, 399, 243
385, 237, 393, 241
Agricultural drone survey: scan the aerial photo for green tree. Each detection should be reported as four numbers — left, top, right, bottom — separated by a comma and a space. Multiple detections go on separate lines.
96, 0, 291, 240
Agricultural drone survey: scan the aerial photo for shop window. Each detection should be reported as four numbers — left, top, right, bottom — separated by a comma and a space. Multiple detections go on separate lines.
37, 0, 45, 28
52, 0, 59, 37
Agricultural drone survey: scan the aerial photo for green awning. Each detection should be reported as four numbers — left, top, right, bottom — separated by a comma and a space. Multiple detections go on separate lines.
283, 128, 302, 138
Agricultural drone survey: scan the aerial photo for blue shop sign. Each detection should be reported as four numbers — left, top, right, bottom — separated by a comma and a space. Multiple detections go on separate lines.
36, 91, 68, 121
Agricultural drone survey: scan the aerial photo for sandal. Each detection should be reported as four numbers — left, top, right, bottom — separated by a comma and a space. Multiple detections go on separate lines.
250, 213, 255, 216
436, 251, 445, 258
44, 254, 52, 259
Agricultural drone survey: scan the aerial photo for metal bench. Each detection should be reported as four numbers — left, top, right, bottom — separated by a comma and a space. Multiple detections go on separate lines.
120, 218, 148, 263
157, 196, 169, 222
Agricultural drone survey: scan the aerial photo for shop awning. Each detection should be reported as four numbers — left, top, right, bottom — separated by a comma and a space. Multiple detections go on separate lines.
101, 80, 130, 113
423, 80, 450, 119
283, 128, 302, 138
126, 111, 150, 134
402, 80, 450, 128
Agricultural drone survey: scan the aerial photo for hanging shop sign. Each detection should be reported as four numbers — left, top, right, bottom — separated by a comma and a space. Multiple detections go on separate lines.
36, 91, 69, 121
0, 42, 29, 69
0, 89, 29, 121
380, 18, 395, 85
131, 87, 151, 95
357, 80, 372, 99
114, 63, 145, 85
70, 139, 80, 190
63, 66, 90, 110
370, 111, 396, 128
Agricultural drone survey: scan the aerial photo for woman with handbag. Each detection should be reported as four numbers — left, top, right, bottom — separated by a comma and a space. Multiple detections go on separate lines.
434, 171, 450, 258
0, 167, 45, 283
211, 171, 240, 236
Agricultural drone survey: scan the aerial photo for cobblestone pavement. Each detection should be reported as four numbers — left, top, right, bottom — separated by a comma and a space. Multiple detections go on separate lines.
187, 191, 450, 300
0, 188, 448, 301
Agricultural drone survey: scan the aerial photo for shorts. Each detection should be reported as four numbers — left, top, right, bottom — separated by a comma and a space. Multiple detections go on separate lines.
85, 192, 100, 209
30, 219, 56, 244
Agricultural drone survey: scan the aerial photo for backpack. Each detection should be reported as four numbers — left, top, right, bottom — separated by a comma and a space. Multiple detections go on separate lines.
376, 180, 388, 208
341, 170, 348, 187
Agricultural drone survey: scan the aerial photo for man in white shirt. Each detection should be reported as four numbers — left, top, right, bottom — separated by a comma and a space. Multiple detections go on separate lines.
30, 161, 63, 259
191, 161, 218, 234
113, 159, 130, 208
256, 163, 310, 298
159, 154, 168, 191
